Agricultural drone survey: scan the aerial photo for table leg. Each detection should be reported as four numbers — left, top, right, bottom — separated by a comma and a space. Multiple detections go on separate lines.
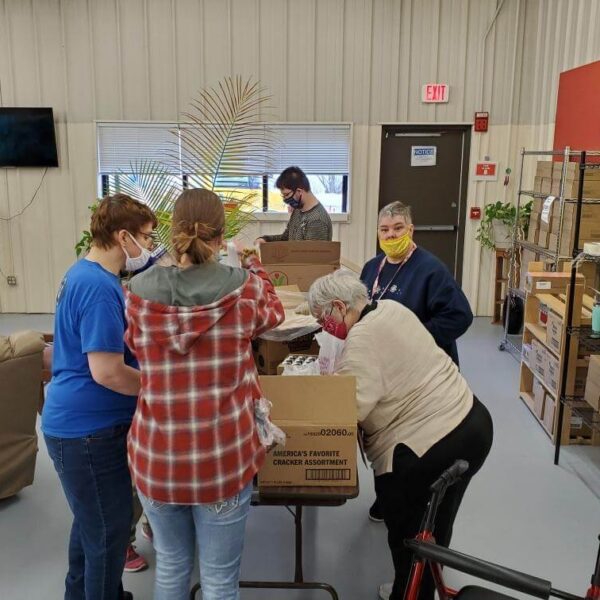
294, 505, 303, 582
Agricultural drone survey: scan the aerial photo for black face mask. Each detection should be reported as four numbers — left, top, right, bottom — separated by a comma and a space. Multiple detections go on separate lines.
284, 189, 303, 210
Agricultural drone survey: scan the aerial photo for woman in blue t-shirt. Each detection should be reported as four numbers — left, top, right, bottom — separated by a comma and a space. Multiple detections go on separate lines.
42, 194, 157, 600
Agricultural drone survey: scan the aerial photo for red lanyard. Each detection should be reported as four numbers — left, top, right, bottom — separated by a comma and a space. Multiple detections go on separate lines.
370, 245, 416, 301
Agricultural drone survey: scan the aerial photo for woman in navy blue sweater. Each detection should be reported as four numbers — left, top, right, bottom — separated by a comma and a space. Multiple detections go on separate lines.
360, 201, 473, 524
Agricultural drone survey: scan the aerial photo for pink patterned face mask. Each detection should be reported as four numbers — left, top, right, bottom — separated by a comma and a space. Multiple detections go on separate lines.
321, 311, 348, 340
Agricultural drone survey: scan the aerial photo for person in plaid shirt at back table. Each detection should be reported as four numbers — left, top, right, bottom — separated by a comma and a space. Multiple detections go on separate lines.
124, 188, 285, 600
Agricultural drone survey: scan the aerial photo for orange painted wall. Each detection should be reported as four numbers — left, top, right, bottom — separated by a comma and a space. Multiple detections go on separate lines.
554, 60, 600, 162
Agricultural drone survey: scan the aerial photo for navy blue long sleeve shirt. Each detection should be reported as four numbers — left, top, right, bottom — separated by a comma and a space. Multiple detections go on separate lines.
360, 247, 473, 365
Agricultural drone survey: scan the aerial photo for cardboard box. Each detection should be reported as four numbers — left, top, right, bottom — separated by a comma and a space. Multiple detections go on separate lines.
540, 178, 552, 195
260, 241, 341, 292
536, 161, 554, 179
253, 336, 319, 375
521, 342, 532, 366
531, 339, 548, 381
258, 376, 357, 487
532, 378, 545, 419
569, 404, 594, 439
519, 250, 536, 291
545, 310, 562, 353
543, 395, 555, 434
525, 271, 584, 295
575, 365, 589, 397
533, 176, 543, 193
584, 355, 600, 410
545, 353, 560, 396
527, 212, 540, 244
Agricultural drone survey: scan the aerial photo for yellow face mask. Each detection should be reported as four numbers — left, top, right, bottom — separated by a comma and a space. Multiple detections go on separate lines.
379, 232, 412, 260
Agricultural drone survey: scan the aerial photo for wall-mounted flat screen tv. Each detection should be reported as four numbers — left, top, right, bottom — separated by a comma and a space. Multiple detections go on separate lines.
0, 107, 58, 167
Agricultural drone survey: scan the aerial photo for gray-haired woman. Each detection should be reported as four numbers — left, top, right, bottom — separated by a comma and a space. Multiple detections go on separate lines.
308, 270, 493, 600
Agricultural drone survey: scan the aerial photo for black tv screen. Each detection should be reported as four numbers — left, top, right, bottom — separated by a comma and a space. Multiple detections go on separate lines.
0, 108, 58, 167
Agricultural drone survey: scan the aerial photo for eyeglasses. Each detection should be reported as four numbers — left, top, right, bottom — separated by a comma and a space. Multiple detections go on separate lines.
138, 231, 158, 247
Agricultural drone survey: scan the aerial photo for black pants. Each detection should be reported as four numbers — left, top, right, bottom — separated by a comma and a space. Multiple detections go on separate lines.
375, 397, 493, 600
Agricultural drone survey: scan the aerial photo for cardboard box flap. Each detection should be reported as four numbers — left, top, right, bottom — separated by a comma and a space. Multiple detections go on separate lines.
260, 241, 341, 265
259, 375, 356, 422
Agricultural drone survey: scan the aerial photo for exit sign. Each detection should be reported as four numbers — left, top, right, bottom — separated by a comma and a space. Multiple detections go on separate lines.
421, 83, 449, 103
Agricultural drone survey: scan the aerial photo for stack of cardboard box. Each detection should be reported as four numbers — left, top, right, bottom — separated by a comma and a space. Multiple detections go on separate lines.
529, 160, 600, 252
584, 355, 600, 411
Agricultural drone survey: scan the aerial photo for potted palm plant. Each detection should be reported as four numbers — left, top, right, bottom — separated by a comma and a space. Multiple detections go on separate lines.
76, 76, 274, 257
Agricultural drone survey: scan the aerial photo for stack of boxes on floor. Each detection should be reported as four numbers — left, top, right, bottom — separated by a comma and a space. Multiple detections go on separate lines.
518, 160, 600, 446
253, 241, 358, 489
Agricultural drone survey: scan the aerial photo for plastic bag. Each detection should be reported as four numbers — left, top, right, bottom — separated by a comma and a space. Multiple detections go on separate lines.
254, 397, 286, 447
315, 331, 345, 374
222, 241, 242, 268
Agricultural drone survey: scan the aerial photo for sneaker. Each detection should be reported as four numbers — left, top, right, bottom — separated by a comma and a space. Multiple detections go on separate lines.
124, 545, 148, 573
378, 582, 393, 600
141, 520, 153, 543
368, 500, 384, 523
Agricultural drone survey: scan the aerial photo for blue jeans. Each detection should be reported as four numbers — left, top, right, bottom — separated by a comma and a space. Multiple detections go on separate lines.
138, 482, 253, 600
44, 425, 133, 600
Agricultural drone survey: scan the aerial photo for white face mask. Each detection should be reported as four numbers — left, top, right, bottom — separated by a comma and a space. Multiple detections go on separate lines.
123, 232, 153, 272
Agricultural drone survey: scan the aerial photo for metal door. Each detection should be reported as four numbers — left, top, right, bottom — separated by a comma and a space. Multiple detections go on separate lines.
378, 125, 471, 282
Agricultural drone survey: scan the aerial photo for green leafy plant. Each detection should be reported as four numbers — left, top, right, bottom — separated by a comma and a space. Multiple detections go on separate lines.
476, 200, 532, 250
75, 200, 100, 257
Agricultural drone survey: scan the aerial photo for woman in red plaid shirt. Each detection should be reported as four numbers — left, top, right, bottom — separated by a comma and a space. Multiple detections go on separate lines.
124, 189, 285, 600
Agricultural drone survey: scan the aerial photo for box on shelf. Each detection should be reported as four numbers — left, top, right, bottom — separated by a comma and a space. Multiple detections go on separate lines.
521, 342, 532, 366
532, 197, 543, 213
569, 402, 594, 439
584, 355, 600, 411
545, 310, 563, 353
575, 365, 589, 397
532, 378, 545, 419
527, 212, 540, 244
545, 353, 560, 396
253, 335, 319, 375
543, 395, 555, 434
525, 271, 584, 295
540, 178, 552, 196
535, 161, 554, 179
260, 241, 341, 292
257, 375, 357, 487
531, 339, 548, 380
519, 250, 537, 290
551, 163, 600, 198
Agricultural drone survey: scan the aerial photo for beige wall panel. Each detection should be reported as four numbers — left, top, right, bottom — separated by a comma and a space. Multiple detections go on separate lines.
146, 0, 178, 120
173, 0, 204, 117
341, 0, 372, 123
60, 0, 95, 122
202, 0, 232, 86
369, 0, 401, 123
315, 0, 344, 121
118, 0, 152, 120
230, 0, 259, 81
286, 0, 316, 121
89, 0, 121, 120
258, 0, 288, 119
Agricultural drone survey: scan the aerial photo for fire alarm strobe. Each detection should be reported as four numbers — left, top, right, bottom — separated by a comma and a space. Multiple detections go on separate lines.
474, 112, 489, 132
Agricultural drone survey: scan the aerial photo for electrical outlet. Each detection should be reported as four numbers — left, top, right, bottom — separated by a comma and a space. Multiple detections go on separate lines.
7, 275, 17, 286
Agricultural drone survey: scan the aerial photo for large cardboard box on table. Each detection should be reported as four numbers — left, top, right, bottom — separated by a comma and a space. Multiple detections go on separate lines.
258, 376, 357, 487
260, 241, 341, 292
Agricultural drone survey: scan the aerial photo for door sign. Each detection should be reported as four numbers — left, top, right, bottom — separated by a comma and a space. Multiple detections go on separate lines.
473, 161, 498, 181
411, 146, 437, 167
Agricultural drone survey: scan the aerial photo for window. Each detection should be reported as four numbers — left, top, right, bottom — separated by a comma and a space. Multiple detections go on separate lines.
97, 122, 351, 214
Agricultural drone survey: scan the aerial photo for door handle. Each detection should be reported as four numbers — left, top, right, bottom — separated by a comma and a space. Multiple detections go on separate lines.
414, 225, 457, 232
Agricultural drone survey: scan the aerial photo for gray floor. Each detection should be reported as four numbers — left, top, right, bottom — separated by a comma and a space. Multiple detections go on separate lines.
1, 316, 600, 599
